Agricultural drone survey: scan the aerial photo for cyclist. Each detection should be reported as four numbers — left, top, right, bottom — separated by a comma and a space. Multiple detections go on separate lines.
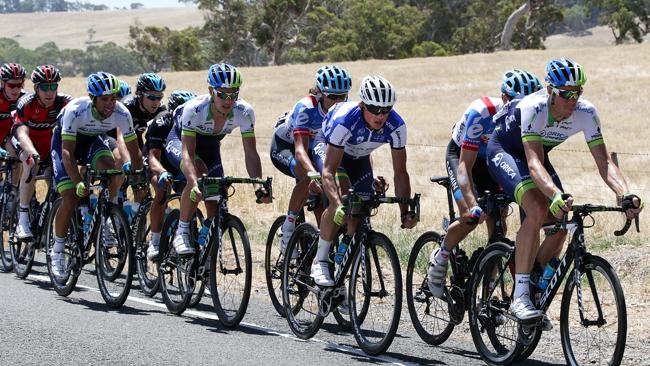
109, 73, 166, 212
0, 63, 27, 154
486, 58, 644, 321
117, 80, 132, 102
310, 75, 417, 286
165, 63, 270, 255
427, 69, 542, 298
144, 90, 197, 259
49, 71, 143, 278
270, 65, 351, 257
10, 65, 72, 240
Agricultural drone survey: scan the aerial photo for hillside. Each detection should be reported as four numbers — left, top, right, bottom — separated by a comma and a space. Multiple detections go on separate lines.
0, 7, 205, 50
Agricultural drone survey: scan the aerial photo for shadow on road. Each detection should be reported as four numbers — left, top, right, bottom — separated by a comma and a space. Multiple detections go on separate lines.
58, 297, 158, 316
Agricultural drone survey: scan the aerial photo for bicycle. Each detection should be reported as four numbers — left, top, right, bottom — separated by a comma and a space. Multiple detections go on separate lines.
406, 175, 513, 345
0, 155, 20, 273
10, 160, 59, 279
45, 166, 134, 308
468, 198, 639, 365
282, 189, 420, 355
158, 175, 272, 328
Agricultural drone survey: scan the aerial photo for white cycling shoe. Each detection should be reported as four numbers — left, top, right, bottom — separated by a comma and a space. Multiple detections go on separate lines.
311, 261, 334, 287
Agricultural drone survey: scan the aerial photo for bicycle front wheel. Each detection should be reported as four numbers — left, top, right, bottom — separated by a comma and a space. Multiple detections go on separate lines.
95, 202, 134, 308
158, 208, 193, 315
350, 232, 402, 356
0, 193, 15, 272
560, 255, 627, 366
264, 215, 286, 317
210, 214, 252, 328
406, 231, 456, 345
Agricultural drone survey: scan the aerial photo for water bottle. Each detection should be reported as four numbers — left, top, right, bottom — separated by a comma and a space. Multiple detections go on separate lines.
197, 221, 210, 249
80, 205, 92, 233
334, 235, 352, 264
89, 193, 98, 209
537, 257, 561, 290
123, 201, 133, 222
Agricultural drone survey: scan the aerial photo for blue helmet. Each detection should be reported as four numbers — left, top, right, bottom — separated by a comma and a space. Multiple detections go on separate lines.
544, 58, 586, 87
207, 63, 242, 89
501, 69, 542, 98
118, 80, 131, 99
168, 90, 197, 111
316, 65, 352, 94
136, 73, 166, 93
87, 72, 120, 97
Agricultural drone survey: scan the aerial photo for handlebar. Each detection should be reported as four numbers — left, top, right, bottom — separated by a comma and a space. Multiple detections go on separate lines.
197, 175, 273, 203
544, 202, 640, 237
341, 190, 421, 227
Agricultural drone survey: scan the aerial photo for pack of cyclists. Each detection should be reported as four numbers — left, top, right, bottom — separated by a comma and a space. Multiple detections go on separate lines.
0, 58, 644, 363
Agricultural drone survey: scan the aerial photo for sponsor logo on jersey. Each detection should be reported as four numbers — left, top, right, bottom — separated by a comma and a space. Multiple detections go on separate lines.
466, 123, 484, 139
491, 153, 516, 179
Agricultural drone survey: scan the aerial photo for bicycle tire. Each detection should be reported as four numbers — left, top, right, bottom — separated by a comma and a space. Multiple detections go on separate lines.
282, 222, 324, 339
560, 255, 627, 366
11, 207, 33, 279
45, 197, 80, 297
134, 199, 160, 297
0, 186, 15, 272
350, 232, 402, 356
264, 215, 287, 317
468, 241, 522, 365
188, 278, 205, 308
158, 208, 192, 315
210, 214, 252, 328
95, 202, 134, 308
406, 231, 456, 345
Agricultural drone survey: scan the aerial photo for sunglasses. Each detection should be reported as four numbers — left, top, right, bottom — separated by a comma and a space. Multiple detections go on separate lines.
215, 90, 239, 101
6, 81, 24, 89
552, 87, 582, 100
38, 83, 58, 92
324, 93, 347, 101
364, 104, 392, 115
143, 93, 164, 101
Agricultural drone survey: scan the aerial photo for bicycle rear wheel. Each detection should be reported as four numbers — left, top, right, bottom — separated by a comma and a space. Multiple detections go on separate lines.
0, 191, 15, 272
560, 255, 627, 366
11, 206, 35, 279
350, 232, 402, 356
264, 215, 287, 317
210, 214, 252, 328
158, 208, 192, 315
134, 200, 160, 297
282, 222, 324, 339
95, 202, 134, 308
406, 231, 456, 345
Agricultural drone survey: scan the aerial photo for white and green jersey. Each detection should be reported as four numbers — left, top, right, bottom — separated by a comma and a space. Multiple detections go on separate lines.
175, 94, 255, 142
58, 96, 136, 143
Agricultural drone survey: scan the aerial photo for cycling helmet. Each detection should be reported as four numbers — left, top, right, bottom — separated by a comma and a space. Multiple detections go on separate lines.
501, 69, 542, 98
316, 65, 352, 94
87, 72, 120, 97
118, 80, 132, 99
1, 63, 26, 81
168, 90, 197, 111
136, 73, 166, 93
359, 75, 396, 107
31, 65, 61, 84
545, 58, 586, 87
207, 63, 242, 89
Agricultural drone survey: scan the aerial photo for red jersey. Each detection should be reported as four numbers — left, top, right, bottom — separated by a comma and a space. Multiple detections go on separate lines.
0, 87, 26, 142
13, 92, 72, 134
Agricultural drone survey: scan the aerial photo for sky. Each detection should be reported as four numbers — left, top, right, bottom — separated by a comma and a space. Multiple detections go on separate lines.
83, 0, 196, 9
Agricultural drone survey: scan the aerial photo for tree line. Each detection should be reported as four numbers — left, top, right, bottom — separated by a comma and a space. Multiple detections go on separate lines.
0, 0, 647, 76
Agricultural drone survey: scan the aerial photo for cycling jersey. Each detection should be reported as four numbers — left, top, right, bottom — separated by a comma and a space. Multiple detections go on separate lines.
145, 108, 180, 176
0, 87, 26, 142
58, 97, 136, 142
450, 96, 502, 158
107, 95, 165, 148
321, 101, 407, 158
274, 95, 326, 144
12, 92, 72, 159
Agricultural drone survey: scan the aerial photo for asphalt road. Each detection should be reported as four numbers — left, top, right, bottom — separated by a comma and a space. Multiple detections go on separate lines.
0, 256, 570, 365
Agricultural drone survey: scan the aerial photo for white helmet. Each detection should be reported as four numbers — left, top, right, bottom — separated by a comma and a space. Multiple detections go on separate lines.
358, 75, 396, 107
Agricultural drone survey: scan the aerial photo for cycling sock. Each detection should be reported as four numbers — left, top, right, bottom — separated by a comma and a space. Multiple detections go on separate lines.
281, 210, 299, 236
434, 246, 450, 265
514, 273, 531, 299
19, 204, 29, 223
53, 235, 66, 253
177, 220, 190, 234
150, 232, 161, 246
316, 237, 332, 262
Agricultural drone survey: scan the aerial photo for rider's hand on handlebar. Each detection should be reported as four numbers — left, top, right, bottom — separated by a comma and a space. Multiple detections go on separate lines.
190, 185, 202, 203
622, 193, 644, 219
550, 192, 573, 220
157, 171, 171, 188
464, 205, 486, 225
121, 160, 132, 173
75, 181, 88, 198
401, 211, 417, 229
255, 186, 272, 204
373, 176, 389, 194
307, 171, 322, 194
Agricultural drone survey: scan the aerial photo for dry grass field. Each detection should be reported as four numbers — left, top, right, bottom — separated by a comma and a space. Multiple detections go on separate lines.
1, 7, 205, 50
25, 37, 649, 354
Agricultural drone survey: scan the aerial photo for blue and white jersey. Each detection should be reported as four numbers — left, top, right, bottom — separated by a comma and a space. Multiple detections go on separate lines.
57, 97, 136, 143
320, 102, 407, 158
450, 96, 502, 158
273, 95, 326, 144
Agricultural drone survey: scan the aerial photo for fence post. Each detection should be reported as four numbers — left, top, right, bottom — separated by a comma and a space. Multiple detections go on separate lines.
611, 152, 622, 205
